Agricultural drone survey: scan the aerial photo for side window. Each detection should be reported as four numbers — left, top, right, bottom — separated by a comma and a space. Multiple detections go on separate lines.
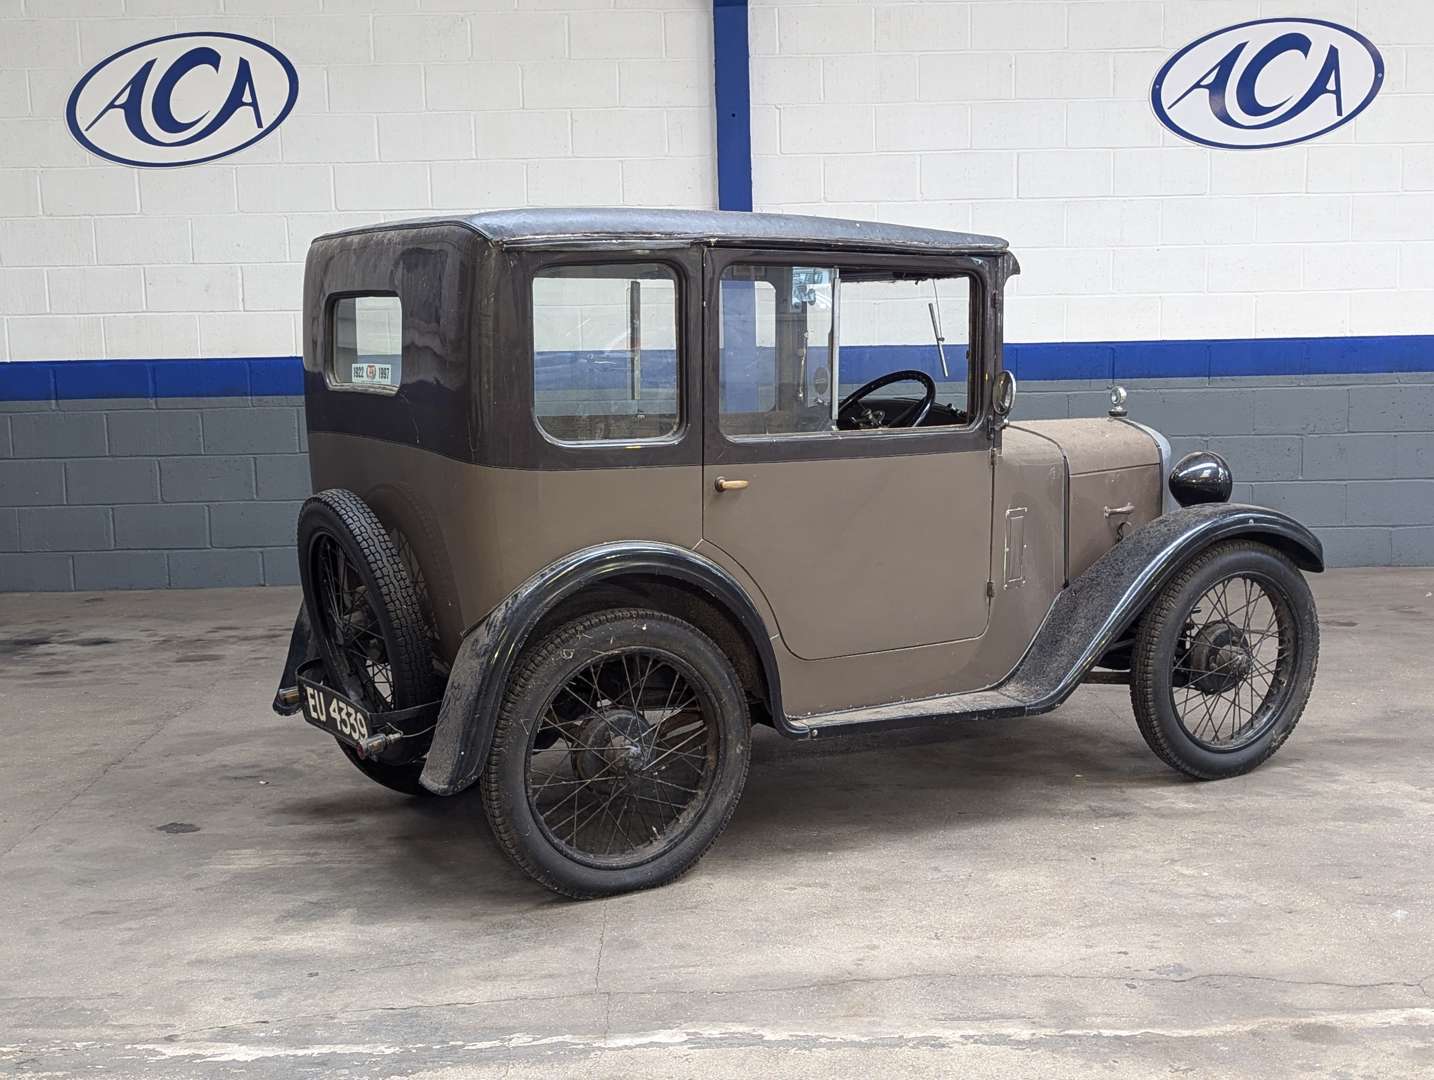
719, 265, 834, 436
531, 263, 679, 443
718, 263, 973, 439
840, 274, 971, 419
331, 295, 402, 392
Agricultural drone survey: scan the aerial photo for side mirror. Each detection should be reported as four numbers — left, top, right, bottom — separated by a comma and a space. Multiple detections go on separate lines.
993, 370, 1017, 419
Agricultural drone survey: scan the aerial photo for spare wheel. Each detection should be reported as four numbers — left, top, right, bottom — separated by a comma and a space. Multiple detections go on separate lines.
296, 488, 438, 795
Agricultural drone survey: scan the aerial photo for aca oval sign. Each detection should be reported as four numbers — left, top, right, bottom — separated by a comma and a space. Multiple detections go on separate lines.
67, 32, 298, 168
1152, 18, 1383, 150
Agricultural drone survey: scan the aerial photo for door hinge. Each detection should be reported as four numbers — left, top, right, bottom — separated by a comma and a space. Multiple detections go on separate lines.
986, 580, 996, 599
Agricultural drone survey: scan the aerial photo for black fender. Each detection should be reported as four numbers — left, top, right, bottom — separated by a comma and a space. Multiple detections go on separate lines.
418, 542, 782, 796
271, 604, 317, 716
1010, 502, 1323, 716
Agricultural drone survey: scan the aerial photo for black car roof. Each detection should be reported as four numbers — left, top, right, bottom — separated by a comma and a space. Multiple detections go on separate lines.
321, 207, 1008, 255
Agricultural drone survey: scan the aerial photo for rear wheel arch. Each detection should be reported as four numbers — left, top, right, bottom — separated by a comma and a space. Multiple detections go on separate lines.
528, 573, 775, 726
420, 543, 783, 796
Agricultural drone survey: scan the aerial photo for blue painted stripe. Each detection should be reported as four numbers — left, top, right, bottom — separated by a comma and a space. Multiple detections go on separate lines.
711, 0, 752, 213
2, 336, 1432, 402
0, 356, 302, 402
1016, 334, 1434, 381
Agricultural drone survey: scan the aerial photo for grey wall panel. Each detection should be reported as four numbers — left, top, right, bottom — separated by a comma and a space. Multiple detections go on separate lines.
107, 412, 203, 457
0, 461, 65, 507
73, 552, 170, 591
11, 413, 107, 458
168, 549, 265, 589
201, 408, 300, 454
114, 505, 209, 550
64, 459, 160, 505
159, 456, 257, 503
0, 381, 1430, 591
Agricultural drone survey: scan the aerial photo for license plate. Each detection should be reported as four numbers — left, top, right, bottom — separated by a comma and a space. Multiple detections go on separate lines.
299, 678, 372, 746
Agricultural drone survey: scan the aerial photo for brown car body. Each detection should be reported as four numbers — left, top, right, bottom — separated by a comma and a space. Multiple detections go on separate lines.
279, 208, 1324, 805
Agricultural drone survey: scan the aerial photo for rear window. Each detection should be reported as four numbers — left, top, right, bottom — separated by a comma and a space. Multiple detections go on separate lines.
531, 263, 679, 443
331, 295, 402, 392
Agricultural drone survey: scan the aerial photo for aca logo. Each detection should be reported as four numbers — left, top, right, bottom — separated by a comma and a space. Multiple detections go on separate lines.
1152, 18, 1383, 150
66, 32, 298, 168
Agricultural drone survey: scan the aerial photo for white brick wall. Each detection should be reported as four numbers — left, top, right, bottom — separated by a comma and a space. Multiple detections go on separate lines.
0, 1, 715, 361
3, 1, 1434, 363
752, 0, 1434, 344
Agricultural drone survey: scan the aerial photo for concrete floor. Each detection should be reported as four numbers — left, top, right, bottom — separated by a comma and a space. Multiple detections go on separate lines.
1, 569, 1432, 1078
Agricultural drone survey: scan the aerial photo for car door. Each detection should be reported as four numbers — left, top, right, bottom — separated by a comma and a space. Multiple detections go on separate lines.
700, 247, 995, 661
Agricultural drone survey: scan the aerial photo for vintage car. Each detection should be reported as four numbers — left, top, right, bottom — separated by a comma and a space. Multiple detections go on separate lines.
273, 208, 1322, 899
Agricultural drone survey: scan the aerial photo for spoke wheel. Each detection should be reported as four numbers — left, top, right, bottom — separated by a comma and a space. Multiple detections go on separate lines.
312, 532, 396, 709
297, 489, 438, 796
1169, 572, 1296, 753
1131, 540, 1319, 780
528, 647, 720, 868
483, 609, 751, 899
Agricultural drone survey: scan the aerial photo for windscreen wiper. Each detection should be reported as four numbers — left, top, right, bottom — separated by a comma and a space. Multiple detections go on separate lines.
928, 279, 950, 379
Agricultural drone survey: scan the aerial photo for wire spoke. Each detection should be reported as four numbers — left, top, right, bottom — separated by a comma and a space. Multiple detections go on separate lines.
526, 644, 717, 867
1168, 571, 1300, 751
310, 534, 400, 709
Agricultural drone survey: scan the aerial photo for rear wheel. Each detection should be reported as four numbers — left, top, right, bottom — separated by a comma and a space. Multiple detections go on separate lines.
1130, 540, 1319, 780
482, 609, 751, 899
297, 489, 437, 796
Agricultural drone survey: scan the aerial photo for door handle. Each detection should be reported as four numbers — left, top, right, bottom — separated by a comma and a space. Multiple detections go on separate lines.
1104, 502, 1135, 518
713, 476, 749, 493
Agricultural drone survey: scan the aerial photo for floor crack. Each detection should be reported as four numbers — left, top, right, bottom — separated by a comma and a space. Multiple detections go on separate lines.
61, 967, 1432, 1046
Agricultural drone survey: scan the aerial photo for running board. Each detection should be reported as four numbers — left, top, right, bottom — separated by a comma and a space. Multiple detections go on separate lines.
790, 689, 1029, 739
782, 504, 1320, 741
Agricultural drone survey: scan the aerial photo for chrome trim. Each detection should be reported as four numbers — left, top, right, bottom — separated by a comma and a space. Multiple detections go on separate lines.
1119, 418, 1174, 515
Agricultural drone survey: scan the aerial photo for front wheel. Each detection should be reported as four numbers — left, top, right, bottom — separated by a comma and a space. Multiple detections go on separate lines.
482, 609, 752, 899
1130, 540, 1319, 780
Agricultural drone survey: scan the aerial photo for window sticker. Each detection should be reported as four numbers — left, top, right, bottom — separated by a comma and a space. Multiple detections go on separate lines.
351, 362, 395, 387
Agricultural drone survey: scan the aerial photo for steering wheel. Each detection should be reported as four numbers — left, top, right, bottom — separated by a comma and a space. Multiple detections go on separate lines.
838, 369, 937, 430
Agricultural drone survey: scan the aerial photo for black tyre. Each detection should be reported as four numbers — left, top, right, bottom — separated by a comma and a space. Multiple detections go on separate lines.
297, 489, 438, 797
1131, 539, 1319, 780
482, 609, 752, 899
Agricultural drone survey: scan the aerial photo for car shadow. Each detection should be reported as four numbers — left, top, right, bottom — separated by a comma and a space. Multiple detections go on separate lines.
269, 700, 1189, 909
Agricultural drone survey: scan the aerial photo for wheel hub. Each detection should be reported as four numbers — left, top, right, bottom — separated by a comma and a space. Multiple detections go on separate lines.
573, 708, 653, 783
1186, 620, 1253, 694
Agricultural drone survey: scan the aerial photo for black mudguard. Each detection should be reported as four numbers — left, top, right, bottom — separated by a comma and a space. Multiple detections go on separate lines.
272, 604, 318, 716
418, 542, 780, 797
1007, 502, 1323, 716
